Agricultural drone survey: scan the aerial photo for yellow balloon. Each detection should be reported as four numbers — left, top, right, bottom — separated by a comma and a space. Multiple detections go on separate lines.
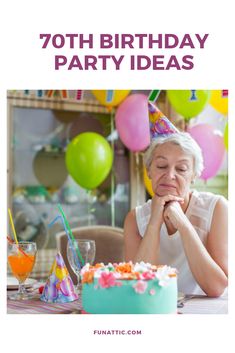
210, 90, 228, 115
92, 90, 130, 107
143, 168, 154, 197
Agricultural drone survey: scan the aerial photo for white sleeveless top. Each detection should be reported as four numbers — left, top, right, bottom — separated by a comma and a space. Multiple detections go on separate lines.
135, 190, 222, 295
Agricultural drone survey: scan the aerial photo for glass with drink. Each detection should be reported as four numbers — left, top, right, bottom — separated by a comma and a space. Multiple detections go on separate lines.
8, 241, 37, 300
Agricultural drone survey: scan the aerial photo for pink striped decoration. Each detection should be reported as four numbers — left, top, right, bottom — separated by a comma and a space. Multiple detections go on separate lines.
76, 90, 83, 100
222, 90, 228, 98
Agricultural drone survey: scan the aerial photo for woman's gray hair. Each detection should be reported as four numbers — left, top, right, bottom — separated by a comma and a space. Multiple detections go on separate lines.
143, 132, 204, 177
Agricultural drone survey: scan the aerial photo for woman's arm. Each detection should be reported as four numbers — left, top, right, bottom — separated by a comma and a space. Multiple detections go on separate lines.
124, 210, 161, 264
124, 210, 142, 262
206, 197, 228, 276
164, 198, 228, 297
124, 194, 184, 264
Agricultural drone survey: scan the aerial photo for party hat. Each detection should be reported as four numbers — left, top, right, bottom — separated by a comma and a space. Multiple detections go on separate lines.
148, 101, 179, 139
40, 252, 78, 303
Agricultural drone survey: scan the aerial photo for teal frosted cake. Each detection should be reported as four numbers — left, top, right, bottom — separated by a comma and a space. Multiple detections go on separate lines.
81, 262, 178, 314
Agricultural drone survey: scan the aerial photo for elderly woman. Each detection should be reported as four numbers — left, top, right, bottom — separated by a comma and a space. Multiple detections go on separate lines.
124, 132, 228, 297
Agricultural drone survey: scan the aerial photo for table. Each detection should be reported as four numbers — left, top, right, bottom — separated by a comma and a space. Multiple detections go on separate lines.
7, 294, 83, 314
178, 294, 228, 314
7, 292, 228, 314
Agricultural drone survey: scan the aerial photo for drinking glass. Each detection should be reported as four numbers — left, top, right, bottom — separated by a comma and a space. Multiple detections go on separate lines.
7, 241, 37, 300
67, 239, 96, 293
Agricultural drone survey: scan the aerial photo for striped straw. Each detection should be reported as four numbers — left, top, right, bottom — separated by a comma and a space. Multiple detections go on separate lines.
7, 236, 34, 262
48, 215, 81, 269
8, 208, 18, 245
57, 204, 85, 266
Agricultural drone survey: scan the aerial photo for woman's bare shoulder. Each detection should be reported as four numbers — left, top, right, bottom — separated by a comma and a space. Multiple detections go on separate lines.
124, 209, 137, 227
126, 208, 136, 218
213, 196, 228, 220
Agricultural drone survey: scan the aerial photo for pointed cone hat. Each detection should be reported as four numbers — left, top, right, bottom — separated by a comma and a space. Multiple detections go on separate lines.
148, 101, 179, 139
40, 252, 78, 303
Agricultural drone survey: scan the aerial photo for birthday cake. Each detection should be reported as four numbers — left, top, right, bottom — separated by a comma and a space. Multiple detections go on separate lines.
81, 262, 178, 314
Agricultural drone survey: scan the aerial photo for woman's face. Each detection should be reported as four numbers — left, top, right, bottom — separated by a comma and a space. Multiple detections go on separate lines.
148, 142, 195, 198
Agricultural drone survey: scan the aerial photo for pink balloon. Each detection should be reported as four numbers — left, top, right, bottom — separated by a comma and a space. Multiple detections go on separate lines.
188, 124, 225, 181
115, 94, 150, 151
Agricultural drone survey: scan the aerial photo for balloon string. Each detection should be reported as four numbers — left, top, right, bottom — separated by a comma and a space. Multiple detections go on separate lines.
110, 108, 115, 227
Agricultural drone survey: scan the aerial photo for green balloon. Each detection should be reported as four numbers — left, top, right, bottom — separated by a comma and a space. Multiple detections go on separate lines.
224, 123, 228, 151
167, 90, 211, 120
66, 132, 113, 189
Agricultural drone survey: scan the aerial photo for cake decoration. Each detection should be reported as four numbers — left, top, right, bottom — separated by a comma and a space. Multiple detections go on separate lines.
149, 288, 156, 296
133, 280, 148, 294
155, 265, 177, 286
81, 261, 178, 314
97, 272, 122, 289
81, 261, 177, 292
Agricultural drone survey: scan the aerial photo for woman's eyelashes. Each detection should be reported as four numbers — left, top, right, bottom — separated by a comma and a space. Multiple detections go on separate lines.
176, 167, 188, 173
156, 165, 188, 173
157, 165, 167, 169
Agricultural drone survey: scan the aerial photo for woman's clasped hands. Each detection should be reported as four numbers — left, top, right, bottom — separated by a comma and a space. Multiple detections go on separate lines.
149, 194, 188, 232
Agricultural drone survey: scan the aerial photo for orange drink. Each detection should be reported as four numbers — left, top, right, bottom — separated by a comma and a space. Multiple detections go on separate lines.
8, 253, 36, 283
7, 241, 37, 300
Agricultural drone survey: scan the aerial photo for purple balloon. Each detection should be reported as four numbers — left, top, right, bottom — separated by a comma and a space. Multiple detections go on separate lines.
188, 124, 225, 181
115, 94, 150, 152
